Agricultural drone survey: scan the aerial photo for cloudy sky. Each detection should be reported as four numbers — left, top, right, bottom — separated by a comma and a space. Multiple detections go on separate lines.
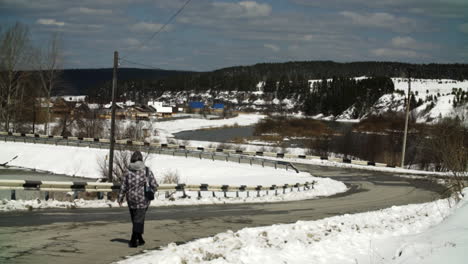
1, 0, 467, 71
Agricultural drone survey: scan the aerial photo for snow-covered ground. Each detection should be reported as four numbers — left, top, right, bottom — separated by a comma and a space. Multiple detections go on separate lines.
0, 141, 306, 183
392, 78, 468, 101
116, 189, 468, 264
154, 113, 265, 142
0, 141, 348, 211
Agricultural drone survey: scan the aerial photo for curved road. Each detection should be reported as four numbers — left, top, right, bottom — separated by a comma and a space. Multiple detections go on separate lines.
0, 164, 443, 264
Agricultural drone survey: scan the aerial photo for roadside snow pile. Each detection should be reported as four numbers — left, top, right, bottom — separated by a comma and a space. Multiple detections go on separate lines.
116, 189, 468, 264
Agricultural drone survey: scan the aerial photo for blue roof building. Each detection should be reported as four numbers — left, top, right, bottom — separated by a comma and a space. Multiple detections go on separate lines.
189, 102, 204, 109
212, 103, 224, 109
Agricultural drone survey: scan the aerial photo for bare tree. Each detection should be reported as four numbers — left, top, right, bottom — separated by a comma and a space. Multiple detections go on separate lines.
0, 23, 32, 132
98, 149, 150, 182
35, 33, 62, 135
428, 117, 467, 197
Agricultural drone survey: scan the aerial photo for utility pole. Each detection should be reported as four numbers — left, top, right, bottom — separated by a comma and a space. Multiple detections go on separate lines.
401, 69, 411, 168
108, 51, 118, 182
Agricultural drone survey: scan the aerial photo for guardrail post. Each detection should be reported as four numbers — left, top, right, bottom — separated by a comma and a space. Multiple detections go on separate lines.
236, 191, 239, 198
165, 191, 169, 199
198, 191, 202, 199
97, 192, 103, 200
250, 158, 252, 166
73, 191, 79, 200
275, 162, 277, 169
238, 157, 241, 163
212, 154, 214, 161
247, 191, 249, 197
262, 160, 264, 167
222, 185, 228, 198
11, 190, 16, 200
106, 192, 112, 200
212, 191, 216, 197
45, 191, 50, 201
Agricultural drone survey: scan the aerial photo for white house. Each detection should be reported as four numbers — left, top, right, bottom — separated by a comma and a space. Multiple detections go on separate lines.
148, 100, 173, 117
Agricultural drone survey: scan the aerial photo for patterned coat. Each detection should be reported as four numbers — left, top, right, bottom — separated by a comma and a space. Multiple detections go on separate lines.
118, 165, 158, 209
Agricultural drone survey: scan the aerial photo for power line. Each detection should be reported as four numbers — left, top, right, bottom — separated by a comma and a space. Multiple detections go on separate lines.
120, 0, 192, 59
119, 58, 162, 70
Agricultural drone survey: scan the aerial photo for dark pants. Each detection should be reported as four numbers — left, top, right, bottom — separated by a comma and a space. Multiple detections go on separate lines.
129, 207, 148, 234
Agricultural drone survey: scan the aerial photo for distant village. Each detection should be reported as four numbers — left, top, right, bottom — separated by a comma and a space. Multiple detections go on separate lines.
38, 96, 229, 122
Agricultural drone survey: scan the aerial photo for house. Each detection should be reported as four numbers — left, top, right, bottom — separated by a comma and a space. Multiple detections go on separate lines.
51, 98, 76, 117
148, 100, 173, 117
99, 103, 125, 119
51, 95, 87, 103
188, 101, 204, 113
212, 103, 225, 113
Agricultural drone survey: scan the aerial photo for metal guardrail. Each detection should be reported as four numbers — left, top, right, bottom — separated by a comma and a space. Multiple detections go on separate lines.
0, 179, 316, 200
0, 132, 395, 168
0, 133, 300, 172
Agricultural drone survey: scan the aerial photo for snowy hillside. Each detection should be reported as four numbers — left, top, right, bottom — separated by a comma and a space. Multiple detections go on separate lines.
313, 77, 467, 123
153, 77, 466, 124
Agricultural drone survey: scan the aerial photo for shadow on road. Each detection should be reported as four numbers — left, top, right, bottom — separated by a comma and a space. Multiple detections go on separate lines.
110, 238, 129, 244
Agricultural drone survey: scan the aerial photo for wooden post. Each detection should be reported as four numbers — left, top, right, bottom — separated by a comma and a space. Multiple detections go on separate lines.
401, 69, 411, 168
108, 51, 118, 182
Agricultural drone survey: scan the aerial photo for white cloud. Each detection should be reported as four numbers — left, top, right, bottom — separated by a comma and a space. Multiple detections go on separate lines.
212, 1, 272, 18
123, 38, 140, 46
303, 34, 314, 41
130, 22, 172, 33
36, 18, 65, 27
371, 48, 428, 59
340, 11, 418, 32
264, 43, 280, 52
67, 7, 113, 15
390, 36, 437, 50
391, 36, 417, 47
459, 23, 468, 34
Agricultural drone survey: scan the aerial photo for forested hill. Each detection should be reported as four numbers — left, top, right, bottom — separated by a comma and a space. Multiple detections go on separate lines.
85, 61, 467, 102
145, 61, 467, 92
55, 68, 189, 95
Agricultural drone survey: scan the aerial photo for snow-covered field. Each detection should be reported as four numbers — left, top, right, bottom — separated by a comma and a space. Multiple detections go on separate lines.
392, 78, 468, 101
116, 189, 468, 264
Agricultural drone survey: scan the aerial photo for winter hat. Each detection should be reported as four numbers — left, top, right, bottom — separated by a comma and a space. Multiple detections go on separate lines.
130, 151, 143, 163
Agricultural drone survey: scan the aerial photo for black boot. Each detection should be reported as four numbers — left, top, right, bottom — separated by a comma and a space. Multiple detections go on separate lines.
137, 233, 145, 246
128, 233, 138, 248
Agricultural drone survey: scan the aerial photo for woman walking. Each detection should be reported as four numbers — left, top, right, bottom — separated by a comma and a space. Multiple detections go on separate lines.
118, 151, 158, 248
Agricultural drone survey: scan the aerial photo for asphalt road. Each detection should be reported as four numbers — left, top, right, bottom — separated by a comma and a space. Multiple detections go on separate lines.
0, 164, 444, 264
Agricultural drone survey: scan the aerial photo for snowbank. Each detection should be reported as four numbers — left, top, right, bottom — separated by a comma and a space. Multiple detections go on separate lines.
0, 176, 345, 211
115, 189, 468, 264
